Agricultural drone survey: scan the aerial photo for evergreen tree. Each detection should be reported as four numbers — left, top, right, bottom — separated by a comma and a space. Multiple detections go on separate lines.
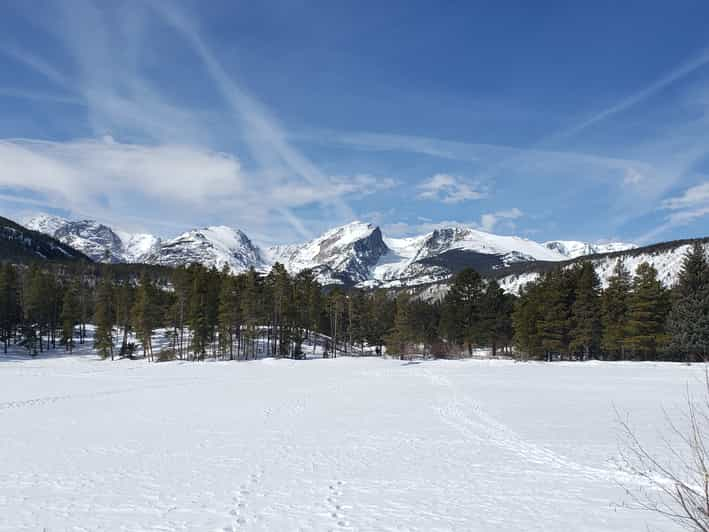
131, 274, 159, 361
538, 269, 575, 361
188, 266, 211, 359
385, 292, 413, 359
441, 268, 484, 356
60, 281, 80, 353
366, 289, 393, 356
326, 289, 346, 357
20, 266, 44, 355
601, 260, 632, 360
240, 267, 260, 359
0, 264, 20, 353
217, 271, 240, 360
667, 242, 709, 360
94, 274, 115, 360
624, 262, 670, 359
569, 262, 601, 360
115, 281, 134, 357
512, 282, 544, 361
479, 279, 510, 357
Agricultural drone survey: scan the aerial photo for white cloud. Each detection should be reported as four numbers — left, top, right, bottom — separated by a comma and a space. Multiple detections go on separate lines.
385, 209, 524, 237
0, 138, 243, 204
623, 167, 644, 186
662, 181, 709, 210
477, 208, 524, 232
416, 173, 485, 203
269, 175, 397, 207
639, 180, 709, 242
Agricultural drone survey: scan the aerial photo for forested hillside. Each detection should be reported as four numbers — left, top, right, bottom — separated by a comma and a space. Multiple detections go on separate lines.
1, 241, 707, 362
0, 216, 91, 263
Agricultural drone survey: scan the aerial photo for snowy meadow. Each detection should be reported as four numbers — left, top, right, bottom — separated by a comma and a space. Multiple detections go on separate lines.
1, 352, 701, 531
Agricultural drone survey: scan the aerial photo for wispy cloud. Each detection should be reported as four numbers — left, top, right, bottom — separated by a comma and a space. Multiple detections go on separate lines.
553, 46, 709, 139
637, 180, 709, 242
416, 173, 485, 203
478, 208, 523, 232
150, 0, 358, 238
0, 0, 368, 242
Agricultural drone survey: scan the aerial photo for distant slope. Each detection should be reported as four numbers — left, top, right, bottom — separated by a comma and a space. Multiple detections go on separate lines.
21, 212, 701, 294
493, 236, 709, 294
25, 214, 159, 263
145, 226, 265, 273
543, 240, 636, 259
0, 216, 91, 263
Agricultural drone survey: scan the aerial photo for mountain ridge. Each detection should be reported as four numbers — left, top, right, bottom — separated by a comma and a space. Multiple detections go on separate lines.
23, 213, 691, 294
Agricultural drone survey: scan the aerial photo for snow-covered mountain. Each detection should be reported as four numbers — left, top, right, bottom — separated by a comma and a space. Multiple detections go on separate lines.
22, 213, 705, 295
267, 222, 388, 285
497, 238, 709, 295
366, 226, 567, 288
543, 240, 637, 259
0, 216, 90, 262
145, 226, 265, 273
25, 214, 159, 263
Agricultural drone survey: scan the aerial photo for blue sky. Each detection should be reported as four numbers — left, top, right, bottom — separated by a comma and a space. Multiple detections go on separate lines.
2, 1, 709, 245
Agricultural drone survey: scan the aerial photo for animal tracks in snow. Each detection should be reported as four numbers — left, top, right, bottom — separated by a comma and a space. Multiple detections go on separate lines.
326, 480, 350, 529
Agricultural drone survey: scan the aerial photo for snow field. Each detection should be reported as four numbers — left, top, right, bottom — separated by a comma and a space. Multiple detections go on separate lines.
0, 354, 702, 531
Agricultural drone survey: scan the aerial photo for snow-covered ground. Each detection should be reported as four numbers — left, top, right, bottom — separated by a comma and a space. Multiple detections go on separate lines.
1, 352, 700, 531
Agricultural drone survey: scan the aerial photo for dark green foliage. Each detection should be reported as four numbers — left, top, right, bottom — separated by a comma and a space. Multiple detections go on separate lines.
0, 216, 91, 264
94, 273, 115, 360
385, 292, 414, 359
624, 263, 670, 359
61, 281, 80, 352
601, 261, 632, 359
569, 262, 601, 359
0, 263, 20, 353
132, 273, 161, 361
440, 268, 484, 355
538, 269, 575, 359
0, 243, 705, 363
512, 282, 544, 360
667, 243, 709, 360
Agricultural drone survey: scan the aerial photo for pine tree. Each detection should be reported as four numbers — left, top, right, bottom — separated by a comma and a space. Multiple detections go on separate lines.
601, 260, 632, 360
479, 279, 510, 357
624, 262, 669, 359
60, 282, 80, 353
115, 281, 134, 357
667, 242, 709, 361
0, 264, 20, 354
366, 289, 393, 356
188, 266, 211, 360
512, 281, 544, 360
327, 289, 346, 357
538, 269, 574, 361
217, 272, 240, 360
94, 274, 115, 360
240, 267, 260, 360
20, 266, 44, 355
132, 274, 158, 361
441, 268, 484, 356
569, 262, 601, 360
385, 292, 413, 360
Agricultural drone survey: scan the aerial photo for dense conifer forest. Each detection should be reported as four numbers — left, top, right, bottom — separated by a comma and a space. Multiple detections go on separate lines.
1, 243, 708, 362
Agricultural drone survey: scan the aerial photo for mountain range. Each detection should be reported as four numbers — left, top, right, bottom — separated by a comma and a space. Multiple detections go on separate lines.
18, 213, 706, 294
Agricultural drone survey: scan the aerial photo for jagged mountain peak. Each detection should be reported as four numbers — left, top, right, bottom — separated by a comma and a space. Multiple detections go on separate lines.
146, 225, 264, 273
267, 221, 387, 284
23, 213, 692, 295
24, 213, 159, 263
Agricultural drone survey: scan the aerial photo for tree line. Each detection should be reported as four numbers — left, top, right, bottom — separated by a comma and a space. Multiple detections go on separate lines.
0, 242, 707, 362
512, 242, 709, 361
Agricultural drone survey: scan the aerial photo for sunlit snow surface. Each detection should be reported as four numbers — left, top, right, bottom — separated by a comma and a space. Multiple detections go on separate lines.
1, 353, 699, 531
